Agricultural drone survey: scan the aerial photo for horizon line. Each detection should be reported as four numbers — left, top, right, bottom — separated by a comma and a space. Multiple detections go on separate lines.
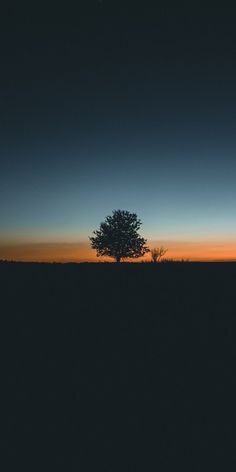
1, 258, 236, 264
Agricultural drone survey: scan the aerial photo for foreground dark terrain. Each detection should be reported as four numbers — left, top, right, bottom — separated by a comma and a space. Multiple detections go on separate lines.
1, 262, 236, 469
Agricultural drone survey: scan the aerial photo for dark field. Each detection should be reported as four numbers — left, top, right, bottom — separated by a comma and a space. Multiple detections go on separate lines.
1, 262, 236, 469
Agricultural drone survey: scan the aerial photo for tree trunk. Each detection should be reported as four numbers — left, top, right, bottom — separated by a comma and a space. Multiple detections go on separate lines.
116, 256, 121, 263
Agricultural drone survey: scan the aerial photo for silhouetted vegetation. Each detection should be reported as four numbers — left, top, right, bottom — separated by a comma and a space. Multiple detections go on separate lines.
150, 246, 168, 262
90, 209, 149, 262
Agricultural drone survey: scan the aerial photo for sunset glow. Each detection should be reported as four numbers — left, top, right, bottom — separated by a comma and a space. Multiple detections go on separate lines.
1, 239, 236, 263
1, 6, 236, 266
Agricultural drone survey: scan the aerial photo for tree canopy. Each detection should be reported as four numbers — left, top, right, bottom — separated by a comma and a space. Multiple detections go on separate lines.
89, 210, 149, 262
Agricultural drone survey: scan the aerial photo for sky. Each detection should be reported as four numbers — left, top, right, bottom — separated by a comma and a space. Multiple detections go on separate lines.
1, 3, 236, 261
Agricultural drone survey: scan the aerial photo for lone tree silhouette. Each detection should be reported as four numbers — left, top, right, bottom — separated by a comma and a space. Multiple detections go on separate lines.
89, 209, 149, 262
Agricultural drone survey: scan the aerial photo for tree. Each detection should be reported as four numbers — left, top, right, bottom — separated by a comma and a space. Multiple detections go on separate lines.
150, 246, 168, 263
89, 209, 149, 262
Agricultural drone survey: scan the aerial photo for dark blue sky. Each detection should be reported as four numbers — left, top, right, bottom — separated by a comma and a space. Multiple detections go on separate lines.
1, 3, 236, 260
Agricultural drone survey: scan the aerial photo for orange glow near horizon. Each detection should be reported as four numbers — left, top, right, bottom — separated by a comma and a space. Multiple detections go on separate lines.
1, 240, 236, 262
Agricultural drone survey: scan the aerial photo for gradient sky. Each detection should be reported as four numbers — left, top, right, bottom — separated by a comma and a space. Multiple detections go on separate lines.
1, 4, 236, 261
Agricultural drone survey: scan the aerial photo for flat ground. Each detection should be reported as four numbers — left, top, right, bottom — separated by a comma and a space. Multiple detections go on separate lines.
1, 262, 236, 470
